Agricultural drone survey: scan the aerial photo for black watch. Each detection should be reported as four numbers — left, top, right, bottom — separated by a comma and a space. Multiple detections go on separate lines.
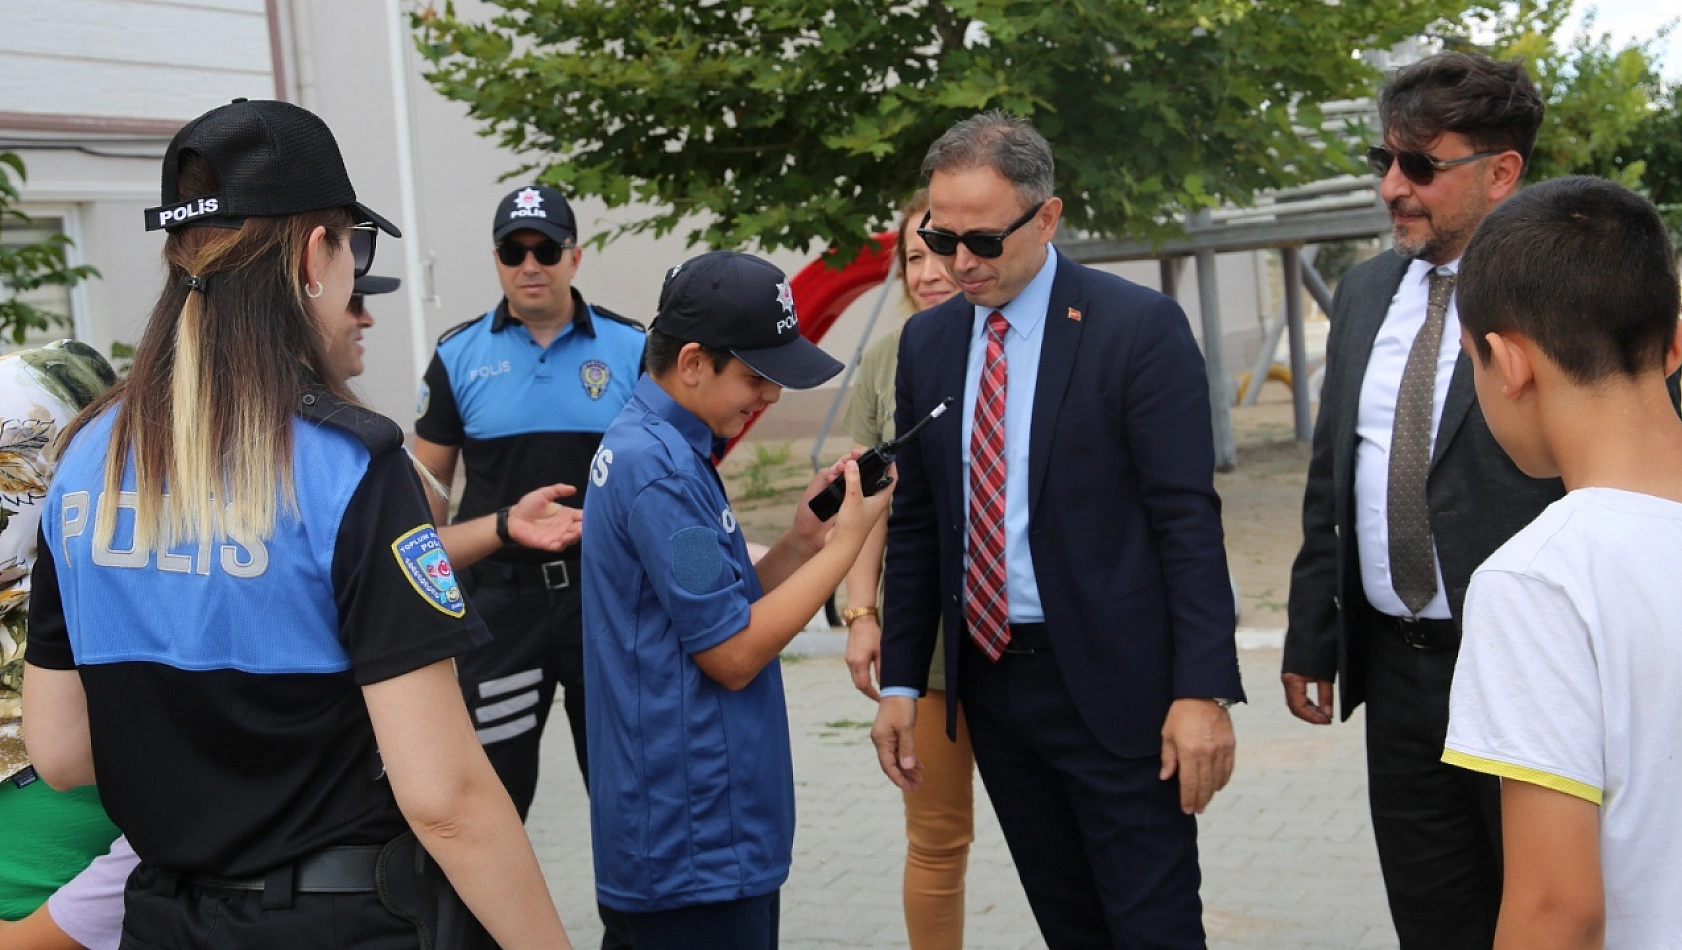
494, 506, 514, 546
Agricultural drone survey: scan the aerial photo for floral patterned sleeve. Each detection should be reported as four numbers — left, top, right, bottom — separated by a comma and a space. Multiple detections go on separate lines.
0, 340, 114, 781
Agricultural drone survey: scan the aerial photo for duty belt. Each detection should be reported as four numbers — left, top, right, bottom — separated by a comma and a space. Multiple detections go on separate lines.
469, 557, 576, 591
181, 845, 382, 897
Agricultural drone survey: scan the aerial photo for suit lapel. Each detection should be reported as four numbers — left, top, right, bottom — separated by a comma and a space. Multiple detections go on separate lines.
1334, 254, 1409, 459
1028, 257, 1083, 516
1433, 354, 1475, 469
935, 304, 974, 523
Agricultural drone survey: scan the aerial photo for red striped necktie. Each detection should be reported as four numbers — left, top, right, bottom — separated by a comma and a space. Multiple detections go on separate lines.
966, 311, 1011, 660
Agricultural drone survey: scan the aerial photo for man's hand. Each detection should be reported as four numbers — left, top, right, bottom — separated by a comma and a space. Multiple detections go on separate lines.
1160, 698, 1236, 815
1281, 672, 1335, 725
845, 615, 882, 701
507, 483, 582, 552
871, 694, 921, 791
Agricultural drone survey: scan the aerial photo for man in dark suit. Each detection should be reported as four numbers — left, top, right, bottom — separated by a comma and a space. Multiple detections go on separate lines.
1282, 53, 1550, 949
870, 111, 1244, 949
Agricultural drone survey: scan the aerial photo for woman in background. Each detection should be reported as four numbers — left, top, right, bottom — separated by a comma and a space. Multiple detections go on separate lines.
841, 190, 974, 950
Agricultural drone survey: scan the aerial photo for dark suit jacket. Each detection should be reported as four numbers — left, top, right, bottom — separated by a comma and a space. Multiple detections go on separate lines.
1282, 250, 1564, 720
879, 250, 1244, 759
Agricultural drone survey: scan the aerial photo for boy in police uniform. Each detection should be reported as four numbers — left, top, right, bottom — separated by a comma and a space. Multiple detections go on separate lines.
581, 251, 893, 949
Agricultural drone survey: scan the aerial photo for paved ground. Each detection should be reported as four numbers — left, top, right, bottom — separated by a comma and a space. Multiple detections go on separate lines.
526, 644, 1398, 949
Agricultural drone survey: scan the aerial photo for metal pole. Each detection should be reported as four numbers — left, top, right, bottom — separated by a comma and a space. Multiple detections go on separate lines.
1282, 246, 1311, 440
809, 257, 901, 472
1159, 258, 1178, 298
1192, 214, 1236, 471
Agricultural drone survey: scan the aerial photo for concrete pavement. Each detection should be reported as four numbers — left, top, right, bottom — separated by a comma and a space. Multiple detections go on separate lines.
527, 645, 1396, 949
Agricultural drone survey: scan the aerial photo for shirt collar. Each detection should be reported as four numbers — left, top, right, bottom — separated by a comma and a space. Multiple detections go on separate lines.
973, 244, 1059, 336
490, 287, 598, 336
633, 375, 717, 461
1407, 256, 1461, 284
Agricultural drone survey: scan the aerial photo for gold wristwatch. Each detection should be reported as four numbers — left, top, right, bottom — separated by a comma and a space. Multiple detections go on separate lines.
840, 606, 879, 626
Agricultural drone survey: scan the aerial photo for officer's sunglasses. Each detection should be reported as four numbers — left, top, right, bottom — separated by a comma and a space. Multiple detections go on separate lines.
348, 223, 379, 278
348, 294, 366, 317
917, 201, 1046, 259
496, 239, 574, 267
1365, 145, 1504, 187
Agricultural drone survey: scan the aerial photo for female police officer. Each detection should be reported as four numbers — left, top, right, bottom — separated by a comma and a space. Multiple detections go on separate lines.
21, 99, 573, 950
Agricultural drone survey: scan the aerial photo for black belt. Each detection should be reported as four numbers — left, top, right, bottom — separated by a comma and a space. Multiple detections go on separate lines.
1002, 622, 1053, 654
181, 845, 382, 896
1371, 613, 1458, 651
469, 557, 577, 591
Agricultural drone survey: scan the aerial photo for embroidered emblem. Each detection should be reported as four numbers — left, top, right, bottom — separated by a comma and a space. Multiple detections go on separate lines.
775, 279, 796, 317
392, 526, 466, 618
721, 508, 737, 534
580, 360, 611, 400
416, 382, 430, 417
508, 187, 547, 220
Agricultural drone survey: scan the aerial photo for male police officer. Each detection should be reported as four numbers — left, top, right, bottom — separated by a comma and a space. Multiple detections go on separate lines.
412, 185, 644, 820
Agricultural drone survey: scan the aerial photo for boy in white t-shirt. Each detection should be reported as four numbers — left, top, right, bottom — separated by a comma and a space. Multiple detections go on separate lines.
1443, 175, 1682, 950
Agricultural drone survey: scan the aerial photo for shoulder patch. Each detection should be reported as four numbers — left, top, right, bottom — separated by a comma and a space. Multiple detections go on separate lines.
670, 525, 725, 594
299, 391, 404, 454
435, 314, 486, 347
392, 526, 467, 617
590, 305, 646, 333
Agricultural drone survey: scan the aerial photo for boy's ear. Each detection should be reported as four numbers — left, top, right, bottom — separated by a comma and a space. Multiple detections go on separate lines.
1664, 322, 1682, 378
675, 341, 707, 385
1484, 331, 1534, 398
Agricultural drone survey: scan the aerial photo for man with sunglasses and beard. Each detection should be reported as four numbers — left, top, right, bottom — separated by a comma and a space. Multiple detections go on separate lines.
871, 111, 1243, 949
412, 185, 643, 949
1282, 52, 1551, 949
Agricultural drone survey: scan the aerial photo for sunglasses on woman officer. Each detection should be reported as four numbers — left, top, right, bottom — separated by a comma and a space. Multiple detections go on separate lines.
917, 201, 1046, 259
1365, 146, 1504, 187
348, 294, 366, 317
349, 223, 379, 278
495, 239, 574, 268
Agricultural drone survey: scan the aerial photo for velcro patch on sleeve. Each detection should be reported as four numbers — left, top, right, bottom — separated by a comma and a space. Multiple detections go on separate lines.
670, 526, 725, 594
393, 526, 467, 618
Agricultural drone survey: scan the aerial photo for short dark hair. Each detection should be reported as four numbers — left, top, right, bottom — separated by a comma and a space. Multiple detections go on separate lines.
1380, 52, 1545, 170
921, 111, 1054, 206
1459, 175, 1680, 383
643, 328, 733, 378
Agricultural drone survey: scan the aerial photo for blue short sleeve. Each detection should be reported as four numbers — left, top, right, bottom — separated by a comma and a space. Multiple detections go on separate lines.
627, 476, 752, 654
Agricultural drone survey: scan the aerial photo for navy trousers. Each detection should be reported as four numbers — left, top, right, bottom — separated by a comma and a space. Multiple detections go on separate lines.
958, 639, 1205, 950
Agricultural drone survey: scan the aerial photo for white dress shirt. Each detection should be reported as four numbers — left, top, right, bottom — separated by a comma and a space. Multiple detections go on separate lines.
1354, 257, 1460, 620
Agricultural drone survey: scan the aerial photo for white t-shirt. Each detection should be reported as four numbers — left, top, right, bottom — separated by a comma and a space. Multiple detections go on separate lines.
1445, 488, 1682, 948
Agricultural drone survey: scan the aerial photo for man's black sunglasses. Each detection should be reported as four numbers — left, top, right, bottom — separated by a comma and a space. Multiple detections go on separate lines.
917, 201, 1046, 259
1365, 145, 1504, 187
349, 223, 379, 278
496, 239, 574, 267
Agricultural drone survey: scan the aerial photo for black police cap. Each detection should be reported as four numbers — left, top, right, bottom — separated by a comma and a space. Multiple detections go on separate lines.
144, 99, 399, 237
652, 250, 842, 391
492, 185, 578, 245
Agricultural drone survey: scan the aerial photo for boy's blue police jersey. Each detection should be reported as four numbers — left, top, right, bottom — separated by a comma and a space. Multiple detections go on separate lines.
414, 292, 644, 554
26, 394, 489, 877
581, 375, 794, 913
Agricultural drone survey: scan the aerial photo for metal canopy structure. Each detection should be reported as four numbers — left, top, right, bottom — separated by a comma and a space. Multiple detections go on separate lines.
1058, 173, 1392, 469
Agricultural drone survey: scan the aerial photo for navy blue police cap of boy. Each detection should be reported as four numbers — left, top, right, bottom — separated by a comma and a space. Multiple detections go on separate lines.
492, 184, 578, 245
653, 250, 844, 391
144, 98, 400, 237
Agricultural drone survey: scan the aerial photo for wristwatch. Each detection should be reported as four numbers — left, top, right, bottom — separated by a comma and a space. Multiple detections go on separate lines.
494, 506, 514, 546
840, 605, 879, 626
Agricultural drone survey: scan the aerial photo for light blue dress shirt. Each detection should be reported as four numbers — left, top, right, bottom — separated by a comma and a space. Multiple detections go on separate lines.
882, 246, 1059, 700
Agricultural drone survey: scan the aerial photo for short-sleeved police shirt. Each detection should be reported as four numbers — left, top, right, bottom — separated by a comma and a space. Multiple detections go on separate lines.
581, 375, 794, 913
414, 292, 644, 561
27, 396, 490, 876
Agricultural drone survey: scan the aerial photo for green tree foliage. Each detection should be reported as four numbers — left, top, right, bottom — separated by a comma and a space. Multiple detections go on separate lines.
416, 0, 1467, 256
0, 153, 99, 344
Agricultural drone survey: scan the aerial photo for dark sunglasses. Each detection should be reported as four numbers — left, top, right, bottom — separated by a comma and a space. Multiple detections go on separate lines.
917, 201, 1046, 259
348, 294, 366, 317
495, 239, 573, 267
1365, 145, 1504, 186
348, 223, 379, 278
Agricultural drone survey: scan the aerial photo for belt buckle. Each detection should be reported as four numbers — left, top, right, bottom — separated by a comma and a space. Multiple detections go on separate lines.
540, 560, 570, 591
1396, 616, 1430, 650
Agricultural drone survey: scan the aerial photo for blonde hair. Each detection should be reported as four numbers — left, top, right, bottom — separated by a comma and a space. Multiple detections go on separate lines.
73, 154, 353, 552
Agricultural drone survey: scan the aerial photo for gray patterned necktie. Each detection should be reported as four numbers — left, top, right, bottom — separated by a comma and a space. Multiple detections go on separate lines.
1388, 270, 1456, 616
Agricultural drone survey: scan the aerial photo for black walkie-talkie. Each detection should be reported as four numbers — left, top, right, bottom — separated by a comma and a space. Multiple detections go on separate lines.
809, 396, 955, 521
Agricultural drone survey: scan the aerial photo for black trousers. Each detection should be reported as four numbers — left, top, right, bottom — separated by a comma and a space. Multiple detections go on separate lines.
622, 891, 780, 950
1363, 617, 1502, 950
958, 639, 1204, 950
457, 576, 633, 950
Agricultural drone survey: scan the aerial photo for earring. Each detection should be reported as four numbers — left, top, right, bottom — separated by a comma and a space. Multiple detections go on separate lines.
304, 281, 324, 299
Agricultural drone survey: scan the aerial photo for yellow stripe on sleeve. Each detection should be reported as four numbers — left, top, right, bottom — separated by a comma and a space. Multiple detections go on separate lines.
1441, 749, 1603, 805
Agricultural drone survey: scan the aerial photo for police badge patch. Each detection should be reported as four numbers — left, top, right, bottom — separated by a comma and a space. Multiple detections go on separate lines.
392, 526, 466, 617
580, 360, 611, 400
